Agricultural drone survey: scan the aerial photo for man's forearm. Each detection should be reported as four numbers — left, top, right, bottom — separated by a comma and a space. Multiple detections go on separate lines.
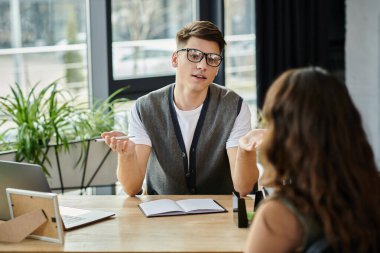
117, 153, 145, 196
233, 147, 259, 196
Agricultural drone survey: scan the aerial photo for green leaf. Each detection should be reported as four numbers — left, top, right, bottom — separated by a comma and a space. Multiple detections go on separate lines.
0, 82, 129, 175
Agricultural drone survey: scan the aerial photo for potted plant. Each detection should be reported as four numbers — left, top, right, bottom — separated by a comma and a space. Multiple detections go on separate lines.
0, 81, 76, 175
0, 82, 128, 192
50, 88, 128, 193
73, 87, 128, 140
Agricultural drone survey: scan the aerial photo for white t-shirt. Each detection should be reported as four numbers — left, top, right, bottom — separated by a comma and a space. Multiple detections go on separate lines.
128, 100, 251, 157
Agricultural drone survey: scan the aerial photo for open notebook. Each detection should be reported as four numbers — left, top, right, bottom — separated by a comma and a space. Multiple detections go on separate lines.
0, 160, 115, 230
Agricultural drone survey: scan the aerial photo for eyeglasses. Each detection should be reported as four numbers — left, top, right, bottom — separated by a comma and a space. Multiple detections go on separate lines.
176, 48, 223, 67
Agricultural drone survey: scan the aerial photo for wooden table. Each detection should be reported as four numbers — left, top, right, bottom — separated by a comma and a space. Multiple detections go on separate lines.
0, 195, 252, 253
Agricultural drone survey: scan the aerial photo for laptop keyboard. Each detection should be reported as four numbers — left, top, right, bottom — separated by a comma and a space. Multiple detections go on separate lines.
62, 215, 86, 225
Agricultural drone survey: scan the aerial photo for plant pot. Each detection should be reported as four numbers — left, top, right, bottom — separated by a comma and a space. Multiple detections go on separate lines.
0, 140, 117, 193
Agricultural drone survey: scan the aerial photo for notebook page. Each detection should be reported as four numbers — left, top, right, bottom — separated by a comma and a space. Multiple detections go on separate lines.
139, 199, 183, 216
176, 199, 224, 212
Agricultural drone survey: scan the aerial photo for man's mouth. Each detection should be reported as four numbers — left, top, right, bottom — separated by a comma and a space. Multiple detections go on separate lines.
192, 74, 206, 79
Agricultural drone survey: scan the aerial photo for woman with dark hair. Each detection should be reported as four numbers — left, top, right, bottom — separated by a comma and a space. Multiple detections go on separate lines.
244, 67, 380, 253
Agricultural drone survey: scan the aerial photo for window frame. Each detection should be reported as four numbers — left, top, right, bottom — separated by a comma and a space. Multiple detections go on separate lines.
104, 0, 225, 99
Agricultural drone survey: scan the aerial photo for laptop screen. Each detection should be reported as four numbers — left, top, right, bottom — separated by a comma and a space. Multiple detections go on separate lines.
0, 160, 51, 220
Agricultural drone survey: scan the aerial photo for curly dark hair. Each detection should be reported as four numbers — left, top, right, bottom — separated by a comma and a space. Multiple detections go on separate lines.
176, 20, 226, 53
261, 67, 380, 252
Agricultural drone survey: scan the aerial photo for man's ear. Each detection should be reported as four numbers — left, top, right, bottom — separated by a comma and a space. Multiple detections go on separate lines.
172, 52, 178, 67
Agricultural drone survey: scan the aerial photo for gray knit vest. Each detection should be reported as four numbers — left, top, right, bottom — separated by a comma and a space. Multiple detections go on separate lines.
135, 83, 243, 194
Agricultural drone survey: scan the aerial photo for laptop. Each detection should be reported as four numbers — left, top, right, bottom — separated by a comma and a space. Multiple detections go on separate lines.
0, 160, 115, 230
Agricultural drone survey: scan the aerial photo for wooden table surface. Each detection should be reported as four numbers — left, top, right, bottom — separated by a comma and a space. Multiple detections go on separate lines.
0, 195, 253, 253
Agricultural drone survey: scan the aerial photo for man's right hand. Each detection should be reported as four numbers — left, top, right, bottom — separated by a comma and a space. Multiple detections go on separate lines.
101, 131, 135, 156
101, 131, 150, 196
239, 129, 266, 152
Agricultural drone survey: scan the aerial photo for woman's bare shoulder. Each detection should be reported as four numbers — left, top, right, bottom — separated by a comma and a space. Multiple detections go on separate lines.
245, 198, 304, 253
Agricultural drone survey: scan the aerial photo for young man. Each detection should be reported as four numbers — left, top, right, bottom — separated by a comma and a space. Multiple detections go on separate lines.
102, 21, 258, 196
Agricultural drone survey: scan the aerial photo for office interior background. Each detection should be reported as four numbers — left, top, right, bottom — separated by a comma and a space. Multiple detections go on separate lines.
0, 0, 379, 170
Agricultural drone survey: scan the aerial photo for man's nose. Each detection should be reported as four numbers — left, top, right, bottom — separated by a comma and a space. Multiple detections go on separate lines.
196, 55, 208, 69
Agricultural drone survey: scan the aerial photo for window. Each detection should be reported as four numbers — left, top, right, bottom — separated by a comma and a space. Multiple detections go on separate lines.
224, 0, 256, 123
107, 0, 195, 98
113, 43, 174, 79
1, 0, 257, 123
0, 0, 88, 103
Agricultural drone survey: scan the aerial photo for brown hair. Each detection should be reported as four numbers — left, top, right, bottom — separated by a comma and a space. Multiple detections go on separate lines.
262, 67, 380, 252
176, 21, 226, 53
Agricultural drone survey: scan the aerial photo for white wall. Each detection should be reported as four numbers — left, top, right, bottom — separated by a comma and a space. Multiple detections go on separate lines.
346, 0, 380, 169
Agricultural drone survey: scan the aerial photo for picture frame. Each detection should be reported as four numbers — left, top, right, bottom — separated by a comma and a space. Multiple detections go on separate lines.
6, 188, 64, 244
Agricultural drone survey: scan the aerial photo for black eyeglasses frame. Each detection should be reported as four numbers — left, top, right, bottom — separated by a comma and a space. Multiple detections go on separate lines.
176, 48, 223, 67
